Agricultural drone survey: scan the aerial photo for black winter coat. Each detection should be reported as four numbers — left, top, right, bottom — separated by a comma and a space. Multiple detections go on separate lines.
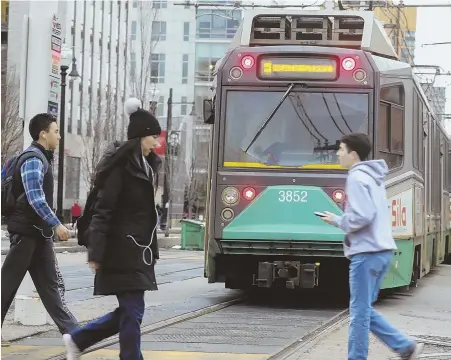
87, 140, 161, 295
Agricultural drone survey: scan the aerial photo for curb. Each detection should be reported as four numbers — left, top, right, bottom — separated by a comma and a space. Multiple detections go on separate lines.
1, 245, 86, 255
1, 236, 182, 255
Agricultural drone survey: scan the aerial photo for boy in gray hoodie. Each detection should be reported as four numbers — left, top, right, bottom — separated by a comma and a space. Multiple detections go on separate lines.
321, 133, 423, 360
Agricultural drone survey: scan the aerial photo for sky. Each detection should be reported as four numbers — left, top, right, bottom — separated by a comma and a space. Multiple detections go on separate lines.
269, 0, 451, 130
411, 0, 451, 131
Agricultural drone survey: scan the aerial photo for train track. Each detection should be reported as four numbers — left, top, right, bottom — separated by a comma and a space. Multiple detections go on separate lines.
4, 291, 349, 360
267, 309, 349, 360
47, 296, 245, 360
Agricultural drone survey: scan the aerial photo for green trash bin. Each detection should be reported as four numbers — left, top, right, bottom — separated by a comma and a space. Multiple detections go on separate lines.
181, 219, 205, 250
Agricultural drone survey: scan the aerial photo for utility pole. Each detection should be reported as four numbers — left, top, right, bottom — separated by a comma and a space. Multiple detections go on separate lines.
395, 4, 400, 57
162, 88, 172, 237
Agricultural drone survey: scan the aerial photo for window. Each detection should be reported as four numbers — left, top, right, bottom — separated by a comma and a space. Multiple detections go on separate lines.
150, 53, 165, 83
195, 43, 228, 82
157, 96, 165, 117
405, 31, 415, 47
378, 85, 405, 169
181, 96, 187, 115
224, 92, 369, 168
132, 0, 138, 7
413, 93, 425, 174
400, 48, 411, 63
413, 94, 419, 169
182, 54, 188, 84
183, 22, 190, 41
65, 157, 81, 200
151, 21, 166, 41
130, 52, 136, 78
152, 0, 167, 8
196, 9, 241, 39
131, 21, 137, 40
419, 101, 425, 172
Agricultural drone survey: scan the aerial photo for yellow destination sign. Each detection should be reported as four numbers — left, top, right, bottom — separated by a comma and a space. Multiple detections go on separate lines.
262, 61, 335, 74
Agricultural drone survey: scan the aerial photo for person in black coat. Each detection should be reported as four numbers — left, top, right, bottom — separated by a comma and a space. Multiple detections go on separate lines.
63, 98, 162, 360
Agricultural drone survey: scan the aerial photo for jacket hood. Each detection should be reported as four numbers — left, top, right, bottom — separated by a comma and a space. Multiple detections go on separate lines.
349, 160, 388, 186
93, 140, 138, 187
93, 139, 162, 188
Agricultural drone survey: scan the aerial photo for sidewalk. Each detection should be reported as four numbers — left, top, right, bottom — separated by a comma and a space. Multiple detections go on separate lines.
284, 264, 451, 360
1, 229, 182, 255
1, 249, 209, 343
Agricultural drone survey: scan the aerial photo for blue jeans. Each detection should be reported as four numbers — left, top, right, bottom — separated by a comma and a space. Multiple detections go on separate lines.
348, 251, 415, 360
70, 291, 145, 360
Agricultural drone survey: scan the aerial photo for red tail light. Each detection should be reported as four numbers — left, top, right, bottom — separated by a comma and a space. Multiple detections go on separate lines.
332, 189, 345, 203
241, 55, 255, 70
342, 57, 356, 71
243, 187, 256, 201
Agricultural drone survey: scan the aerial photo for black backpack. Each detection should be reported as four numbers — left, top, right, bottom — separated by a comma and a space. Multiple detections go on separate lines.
76, 185, 99, 247
76, 157, 124, 247
1, 150, 49, 218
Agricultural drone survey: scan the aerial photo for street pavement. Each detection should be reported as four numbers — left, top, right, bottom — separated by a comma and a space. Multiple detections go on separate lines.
2, 246, 450, 360
1, 249, 216, 342
283, 264, 451, 360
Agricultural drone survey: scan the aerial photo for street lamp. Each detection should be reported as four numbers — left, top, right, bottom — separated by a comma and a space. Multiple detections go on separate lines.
56, 44, 80, 223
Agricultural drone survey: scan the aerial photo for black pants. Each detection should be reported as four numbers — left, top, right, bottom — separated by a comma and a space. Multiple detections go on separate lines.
1, 233, 79, 334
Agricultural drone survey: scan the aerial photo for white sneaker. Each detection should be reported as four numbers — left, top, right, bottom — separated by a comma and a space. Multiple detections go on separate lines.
63, 334, 81, 360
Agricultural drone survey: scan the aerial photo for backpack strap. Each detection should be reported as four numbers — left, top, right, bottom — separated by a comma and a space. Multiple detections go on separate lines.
12, 150, 49, 196
15, 150, 49, 175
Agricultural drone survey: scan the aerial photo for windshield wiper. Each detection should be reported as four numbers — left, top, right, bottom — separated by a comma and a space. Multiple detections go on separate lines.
244, 83, 295, 153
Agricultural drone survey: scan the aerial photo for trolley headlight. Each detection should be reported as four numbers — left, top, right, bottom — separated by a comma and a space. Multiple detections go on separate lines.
221, 208, 235, 222
221, 187, 240, 206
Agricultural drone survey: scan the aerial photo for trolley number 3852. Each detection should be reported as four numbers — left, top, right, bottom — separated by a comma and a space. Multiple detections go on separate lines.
278, 190, 308, 203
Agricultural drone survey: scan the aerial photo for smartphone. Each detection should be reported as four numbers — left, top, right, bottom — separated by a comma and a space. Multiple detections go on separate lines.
314, 211, 327, 218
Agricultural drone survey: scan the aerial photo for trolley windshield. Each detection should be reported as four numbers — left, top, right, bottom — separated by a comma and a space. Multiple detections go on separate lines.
223, 91, 369, 168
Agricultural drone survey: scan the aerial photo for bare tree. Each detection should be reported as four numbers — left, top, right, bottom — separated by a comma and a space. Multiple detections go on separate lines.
129, 1, 160, 106
1, 69, 23, 165
81, 92, 117, 190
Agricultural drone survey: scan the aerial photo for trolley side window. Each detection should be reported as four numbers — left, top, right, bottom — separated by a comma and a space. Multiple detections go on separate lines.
377, 85, 405, 170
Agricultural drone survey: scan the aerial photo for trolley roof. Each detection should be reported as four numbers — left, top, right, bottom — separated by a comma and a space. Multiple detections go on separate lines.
229, 9, 398, 60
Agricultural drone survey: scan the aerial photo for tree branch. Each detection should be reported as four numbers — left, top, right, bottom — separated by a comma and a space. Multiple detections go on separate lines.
128, 2, 160, 106
80, 92, 117, 190
1, 68, 23, 165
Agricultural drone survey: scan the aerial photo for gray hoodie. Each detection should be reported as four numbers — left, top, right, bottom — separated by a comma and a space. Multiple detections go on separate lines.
330, 160, 397, 257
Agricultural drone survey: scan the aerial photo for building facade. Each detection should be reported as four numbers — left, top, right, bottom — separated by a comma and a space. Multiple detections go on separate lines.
374, 4, 417, 64
1, 0, 8, 94
6, 0, 134, 215
6, 0, 421, 217
421, 83, 447, 124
